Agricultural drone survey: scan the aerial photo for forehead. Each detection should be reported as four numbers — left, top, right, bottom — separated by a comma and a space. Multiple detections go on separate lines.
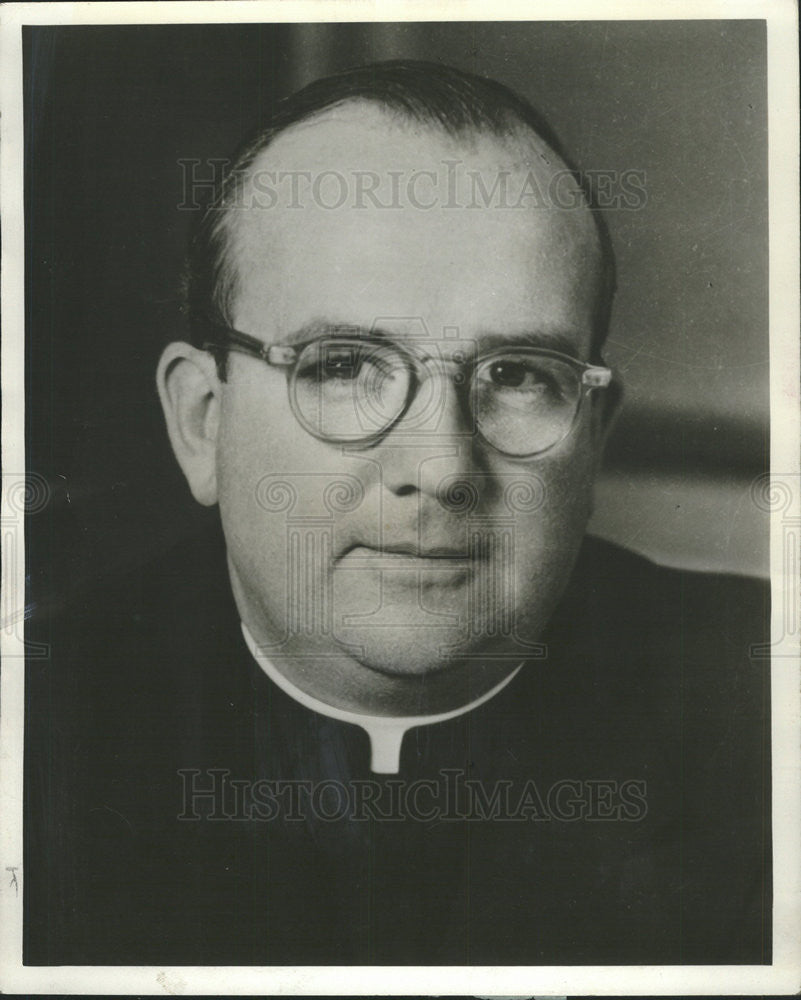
227, 103, 602, 356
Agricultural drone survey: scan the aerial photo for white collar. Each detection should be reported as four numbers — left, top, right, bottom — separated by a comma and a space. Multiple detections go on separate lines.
241, 623, 522, 774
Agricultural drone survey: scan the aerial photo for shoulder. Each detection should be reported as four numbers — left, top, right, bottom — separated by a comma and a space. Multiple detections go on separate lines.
546, 537, 772, 961
561, 533, 769, 645
25, 515, 248, 792
576, 532, 768, 598
28, 515, 238, 677
544, 534, 771, 748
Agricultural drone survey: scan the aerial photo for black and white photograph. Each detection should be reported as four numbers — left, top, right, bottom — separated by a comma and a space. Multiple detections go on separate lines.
1, 1, 799, 995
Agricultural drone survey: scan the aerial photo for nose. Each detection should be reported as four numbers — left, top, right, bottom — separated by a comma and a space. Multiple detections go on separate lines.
376, 360, 485, 498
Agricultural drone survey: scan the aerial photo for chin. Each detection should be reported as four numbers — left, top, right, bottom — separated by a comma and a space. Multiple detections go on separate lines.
330, 565, 545, 677
331, 613, 532, 679
332, 626, 470, 677
331, 575, 465, 674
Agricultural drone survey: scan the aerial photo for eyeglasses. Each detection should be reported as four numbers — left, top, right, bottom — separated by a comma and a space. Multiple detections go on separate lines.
203, 322, 613, 458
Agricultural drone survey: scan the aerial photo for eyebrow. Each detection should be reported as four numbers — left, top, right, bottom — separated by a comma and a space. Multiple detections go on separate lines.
278, 320, 585, 360
471, 330, 583, 359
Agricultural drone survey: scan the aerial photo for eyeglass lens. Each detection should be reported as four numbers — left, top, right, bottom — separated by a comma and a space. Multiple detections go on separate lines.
290, 339, 582, 456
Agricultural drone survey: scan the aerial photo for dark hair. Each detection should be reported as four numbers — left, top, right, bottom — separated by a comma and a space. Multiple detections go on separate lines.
183, 59, 616, 373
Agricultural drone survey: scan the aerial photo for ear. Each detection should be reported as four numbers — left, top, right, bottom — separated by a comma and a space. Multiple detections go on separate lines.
156, 342, 222, 506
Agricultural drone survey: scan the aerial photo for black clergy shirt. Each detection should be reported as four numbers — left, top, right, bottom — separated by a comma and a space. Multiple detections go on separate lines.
24, 520, 771, 965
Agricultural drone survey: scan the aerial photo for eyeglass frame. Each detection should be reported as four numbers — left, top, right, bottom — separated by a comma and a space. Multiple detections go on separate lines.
201, 319, 614, 458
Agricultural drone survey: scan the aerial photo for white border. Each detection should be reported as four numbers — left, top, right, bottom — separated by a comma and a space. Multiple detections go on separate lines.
2, 1, 799, 994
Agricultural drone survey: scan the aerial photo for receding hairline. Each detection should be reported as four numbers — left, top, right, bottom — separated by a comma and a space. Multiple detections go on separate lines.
185, 61, 616, 366
247, 93, 563, 158
234, 96, 580, 210
221, 98, 602, 308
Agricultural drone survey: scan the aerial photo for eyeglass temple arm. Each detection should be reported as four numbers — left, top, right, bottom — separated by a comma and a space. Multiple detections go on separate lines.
202, 321, 297, 367
582, 366, 613, 388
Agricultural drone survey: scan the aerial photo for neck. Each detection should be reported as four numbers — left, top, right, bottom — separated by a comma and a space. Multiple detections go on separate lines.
242, 623, 524, 772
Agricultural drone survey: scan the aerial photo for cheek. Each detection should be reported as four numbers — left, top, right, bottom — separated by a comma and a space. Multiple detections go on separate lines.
215, 387, 333, 637
498, 416, 597, 534
215, 382, 354, 568
498, 428, 598, 589
215, 383, 296, 571
541, 440, 598, 532
216, 372, 309, 506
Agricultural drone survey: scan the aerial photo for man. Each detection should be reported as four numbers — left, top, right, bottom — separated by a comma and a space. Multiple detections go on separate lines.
25, 61, 770, 966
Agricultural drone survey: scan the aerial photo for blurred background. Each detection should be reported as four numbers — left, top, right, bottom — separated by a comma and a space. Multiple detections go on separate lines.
23, 20, 769, 615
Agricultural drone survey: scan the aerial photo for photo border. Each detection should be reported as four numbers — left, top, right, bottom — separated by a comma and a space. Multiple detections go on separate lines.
2, 0, 799, 994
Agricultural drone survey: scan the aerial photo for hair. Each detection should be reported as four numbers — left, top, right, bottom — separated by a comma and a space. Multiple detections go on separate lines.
183, 59, 617, 374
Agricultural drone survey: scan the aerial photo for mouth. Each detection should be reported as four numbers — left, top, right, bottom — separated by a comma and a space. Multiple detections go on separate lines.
383, 543, 470, 559
336, 544, 474, 575
340, 541, 470, 559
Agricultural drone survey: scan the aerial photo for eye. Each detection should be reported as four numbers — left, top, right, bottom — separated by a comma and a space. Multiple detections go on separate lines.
487, 360, 532, 388
295, 345, 365, 383
295, 341, 404, 393
322, 347, 362, 381
482, 358, 564, 398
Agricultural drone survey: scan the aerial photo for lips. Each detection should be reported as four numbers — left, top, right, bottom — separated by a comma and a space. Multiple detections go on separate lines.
380, 543, 468, 559
339, 542, 470, 560
336, 546, 474, 588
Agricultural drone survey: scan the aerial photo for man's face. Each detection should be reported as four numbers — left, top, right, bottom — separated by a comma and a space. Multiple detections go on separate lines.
211, 104, 607, 713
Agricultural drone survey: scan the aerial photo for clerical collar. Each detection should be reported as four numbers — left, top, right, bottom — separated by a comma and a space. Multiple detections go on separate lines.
241, 623, 523, 774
